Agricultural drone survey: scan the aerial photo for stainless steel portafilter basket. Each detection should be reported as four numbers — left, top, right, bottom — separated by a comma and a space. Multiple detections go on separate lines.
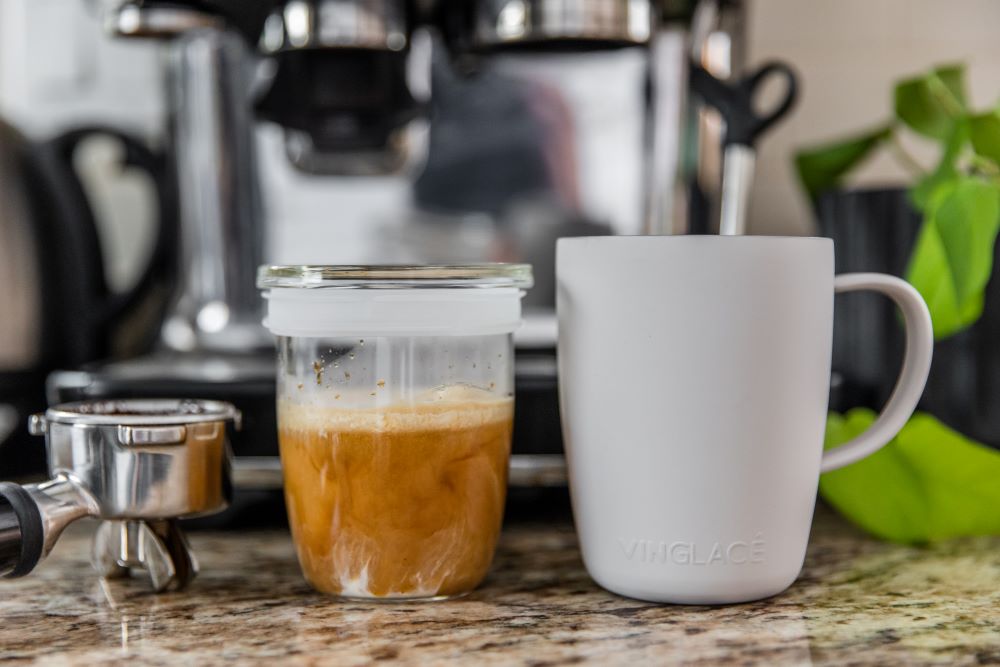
0, 399, 239, 592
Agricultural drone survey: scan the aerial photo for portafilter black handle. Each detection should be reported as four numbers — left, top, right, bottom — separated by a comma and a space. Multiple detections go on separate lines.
0, 482, 45, 578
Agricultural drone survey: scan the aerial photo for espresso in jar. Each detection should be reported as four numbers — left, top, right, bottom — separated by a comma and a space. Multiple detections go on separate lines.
258, 264, 532, 600
279, 386, 512, 599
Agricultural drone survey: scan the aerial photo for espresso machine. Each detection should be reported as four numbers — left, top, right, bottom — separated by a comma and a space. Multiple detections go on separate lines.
48, 0, 747, 500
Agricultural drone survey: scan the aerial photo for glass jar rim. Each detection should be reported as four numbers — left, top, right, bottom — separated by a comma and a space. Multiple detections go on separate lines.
257, 264, 533, 290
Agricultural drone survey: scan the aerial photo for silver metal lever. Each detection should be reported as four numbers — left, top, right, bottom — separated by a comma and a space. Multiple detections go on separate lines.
719, 144, 755, 236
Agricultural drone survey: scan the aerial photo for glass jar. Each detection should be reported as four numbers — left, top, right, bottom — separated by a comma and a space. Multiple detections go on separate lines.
257, 264, 532, 600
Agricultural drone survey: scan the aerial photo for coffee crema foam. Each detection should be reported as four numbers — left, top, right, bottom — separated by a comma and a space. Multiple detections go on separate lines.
278, 385, 513, 599
278, 385, 514, 434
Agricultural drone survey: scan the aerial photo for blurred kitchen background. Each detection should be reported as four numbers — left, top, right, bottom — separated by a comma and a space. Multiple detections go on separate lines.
2, 0, 1000, 500
3, 0, 998, 272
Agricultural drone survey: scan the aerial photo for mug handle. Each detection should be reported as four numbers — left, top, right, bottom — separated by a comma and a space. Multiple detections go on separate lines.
821, 273, 934, 473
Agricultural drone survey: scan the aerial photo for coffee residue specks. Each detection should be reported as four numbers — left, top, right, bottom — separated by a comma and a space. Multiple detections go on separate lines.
334, 394, 341, 400
489, 382, 495, 390
369, 392, 376, 397
344, 371, 351, 381
297, 383, 304, 391
313, 361, 323, 385
377, 379, 386, 388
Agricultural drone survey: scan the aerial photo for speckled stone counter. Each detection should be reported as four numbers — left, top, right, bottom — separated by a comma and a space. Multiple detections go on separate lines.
1, 508, 998, 665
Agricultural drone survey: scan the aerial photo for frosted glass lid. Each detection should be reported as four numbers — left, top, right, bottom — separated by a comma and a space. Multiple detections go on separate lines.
257, 264, 533, 290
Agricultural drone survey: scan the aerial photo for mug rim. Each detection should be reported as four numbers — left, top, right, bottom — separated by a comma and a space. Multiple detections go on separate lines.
557, 235, 832, 247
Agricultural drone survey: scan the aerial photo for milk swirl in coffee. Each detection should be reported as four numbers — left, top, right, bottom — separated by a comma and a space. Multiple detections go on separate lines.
278, 385, 512, 599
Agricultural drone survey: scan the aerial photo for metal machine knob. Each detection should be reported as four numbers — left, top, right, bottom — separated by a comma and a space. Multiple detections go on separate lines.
472, 0, 653, 49
260, 0, 408, 53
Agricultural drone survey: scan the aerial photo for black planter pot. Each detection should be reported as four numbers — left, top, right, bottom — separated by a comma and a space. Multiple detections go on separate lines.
818, 187, 1000, 451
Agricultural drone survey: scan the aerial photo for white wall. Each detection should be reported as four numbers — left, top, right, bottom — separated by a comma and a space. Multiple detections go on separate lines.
746, 0, 1000, 235
0, 0, 163, 135
0, 0, 163, 292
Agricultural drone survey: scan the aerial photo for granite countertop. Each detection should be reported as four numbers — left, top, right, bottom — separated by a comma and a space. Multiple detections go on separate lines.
1, 507, 998, 666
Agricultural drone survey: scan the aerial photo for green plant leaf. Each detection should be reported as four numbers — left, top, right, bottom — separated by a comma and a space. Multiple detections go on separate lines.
821, 409, 1000, 544
792, 62, 1000, 340
969, 110, 1000, 164
934, 63, 968, 107
906, 176, 999, 339
794, 125, 892, 198
906, 218, 984, 339
910, 118, 969, 212
894, 64, 967, 140
934, 177, 1000, 303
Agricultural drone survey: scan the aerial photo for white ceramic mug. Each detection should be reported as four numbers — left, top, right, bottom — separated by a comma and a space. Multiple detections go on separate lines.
556, 236, 933, 605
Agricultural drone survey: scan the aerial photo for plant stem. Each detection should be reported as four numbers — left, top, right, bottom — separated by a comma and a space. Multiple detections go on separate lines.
969, 153, 1000, 178
927, 74, 965, 119
888, 131, 929, 178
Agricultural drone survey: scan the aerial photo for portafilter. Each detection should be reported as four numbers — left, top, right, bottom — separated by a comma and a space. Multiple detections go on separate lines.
0, 399, 239, 592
